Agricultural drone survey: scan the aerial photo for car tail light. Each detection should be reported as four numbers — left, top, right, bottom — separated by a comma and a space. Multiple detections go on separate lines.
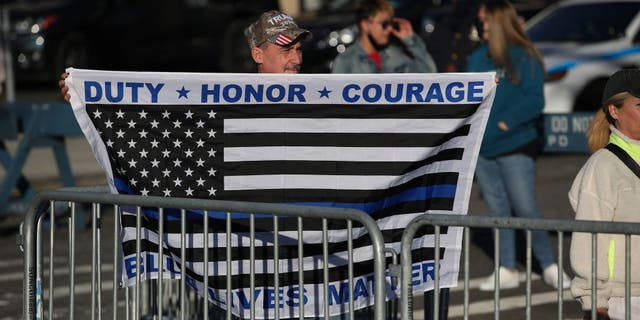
546, 70, 567, 82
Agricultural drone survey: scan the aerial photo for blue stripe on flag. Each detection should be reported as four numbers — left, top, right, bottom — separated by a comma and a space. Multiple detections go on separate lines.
288, 184, 457, 213
115, 177, 134, 194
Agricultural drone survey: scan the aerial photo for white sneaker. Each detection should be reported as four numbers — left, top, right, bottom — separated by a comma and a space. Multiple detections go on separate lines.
543, 263, 571, 289
479, 266, 519, 291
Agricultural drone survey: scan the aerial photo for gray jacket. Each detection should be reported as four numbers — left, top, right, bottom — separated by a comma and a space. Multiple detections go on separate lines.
332, 34, 437, 73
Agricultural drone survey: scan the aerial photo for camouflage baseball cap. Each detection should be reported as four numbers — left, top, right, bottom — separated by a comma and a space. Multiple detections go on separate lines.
244, 10, 311, 48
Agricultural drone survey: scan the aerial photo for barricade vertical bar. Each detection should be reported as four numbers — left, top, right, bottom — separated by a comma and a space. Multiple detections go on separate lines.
91, 203, 98, 320
463, 227, 470, 320
625, 234, 630, 320
70, 202, 76, 320
21, 195, 47, 320
400, 230, 411, 320
158, 207, 164, 320
558, 231, 564, 320
323, 218, 329, 320
169, 278, 175, 317
203, 210, 209, 320
591, 233, 597, 320
22, 196, 36, 319
525, 230, 531, 320
373, 220, 385, 320
113, 204, 119, 320
125, 287, 130, 320
250, 214, 256, 320
97, 203, 103, 320
297, 217, 304, 320
348, 220, 354, 320
433, 225, 440, 320
166, 280, 173, 318
383, 248, 395, 320
493, 228, 499, 320
180, 208, 186, 320
48, 201, 55, 320
135, 206, 141, 320
36, 209, 43, 320
226, 211, 232, 320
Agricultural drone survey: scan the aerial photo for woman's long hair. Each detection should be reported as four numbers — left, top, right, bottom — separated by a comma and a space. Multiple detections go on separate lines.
483, 0, 544, 84
587, 92, 630, 152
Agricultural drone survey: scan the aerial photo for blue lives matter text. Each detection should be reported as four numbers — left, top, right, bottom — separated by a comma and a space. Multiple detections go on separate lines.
123, 253, 438, 310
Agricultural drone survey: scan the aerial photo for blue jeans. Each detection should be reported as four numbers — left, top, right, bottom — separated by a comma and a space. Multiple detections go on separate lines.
475, 154, 555, 270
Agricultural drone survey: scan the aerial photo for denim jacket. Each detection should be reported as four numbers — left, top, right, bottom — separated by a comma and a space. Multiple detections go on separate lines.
331, 34, 437, 73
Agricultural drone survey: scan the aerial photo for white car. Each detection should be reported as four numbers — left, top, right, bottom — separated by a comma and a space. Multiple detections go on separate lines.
526, 0, 640, 113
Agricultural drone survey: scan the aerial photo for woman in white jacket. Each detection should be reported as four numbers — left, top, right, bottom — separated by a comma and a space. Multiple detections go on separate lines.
570, 69, 640, 320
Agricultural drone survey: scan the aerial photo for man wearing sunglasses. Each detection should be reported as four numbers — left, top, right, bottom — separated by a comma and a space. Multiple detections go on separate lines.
332, 0, 436, 74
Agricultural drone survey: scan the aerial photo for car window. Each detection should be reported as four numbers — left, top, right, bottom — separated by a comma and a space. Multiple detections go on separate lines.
527, 3, 640, 43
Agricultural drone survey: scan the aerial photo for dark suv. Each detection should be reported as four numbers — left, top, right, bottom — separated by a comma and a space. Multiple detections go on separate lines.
8, 0, 276, 82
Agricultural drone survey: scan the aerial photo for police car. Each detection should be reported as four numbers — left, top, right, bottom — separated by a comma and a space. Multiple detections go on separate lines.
526, 0, 640, 112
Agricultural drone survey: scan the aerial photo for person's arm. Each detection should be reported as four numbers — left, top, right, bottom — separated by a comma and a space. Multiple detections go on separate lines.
389, 18, 436, 73
59, 72, 70, 102
401, 34, 437, 73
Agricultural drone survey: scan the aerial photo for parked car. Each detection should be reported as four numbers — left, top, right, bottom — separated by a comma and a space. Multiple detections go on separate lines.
525, 0, 640, 112
7, 0, 277, 83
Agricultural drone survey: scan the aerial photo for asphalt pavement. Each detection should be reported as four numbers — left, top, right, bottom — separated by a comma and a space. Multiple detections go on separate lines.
0, 88, 591, 319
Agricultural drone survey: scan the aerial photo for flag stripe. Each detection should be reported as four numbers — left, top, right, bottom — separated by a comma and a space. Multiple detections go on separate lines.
222, 143, 467, 162
221, 148, 464, 176
120, 199, 454, 234
210, 104, 479, 119
220, 171, 458, 199
224, 118, 467, 134
121, 225, 447, 259
223, 125, 470, 147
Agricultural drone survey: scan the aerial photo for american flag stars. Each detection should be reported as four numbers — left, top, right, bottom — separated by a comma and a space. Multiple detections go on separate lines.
88, 105, 221, 198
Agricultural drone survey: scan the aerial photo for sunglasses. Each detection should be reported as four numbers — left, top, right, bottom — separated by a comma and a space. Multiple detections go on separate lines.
372, 19, 399, 30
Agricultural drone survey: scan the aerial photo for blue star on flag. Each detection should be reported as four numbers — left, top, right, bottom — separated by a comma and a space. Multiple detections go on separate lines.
318, 87, 332, 98
177, 86, 190, 99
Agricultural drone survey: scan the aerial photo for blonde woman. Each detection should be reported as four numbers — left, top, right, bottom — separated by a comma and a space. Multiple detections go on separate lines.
466, 0, 569, 291
570, 69, 640, 320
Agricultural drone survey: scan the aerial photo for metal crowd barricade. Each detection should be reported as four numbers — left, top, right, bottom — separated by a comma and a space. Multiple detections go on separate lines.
20, 187, 388, 320
399, 214, 640, 320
